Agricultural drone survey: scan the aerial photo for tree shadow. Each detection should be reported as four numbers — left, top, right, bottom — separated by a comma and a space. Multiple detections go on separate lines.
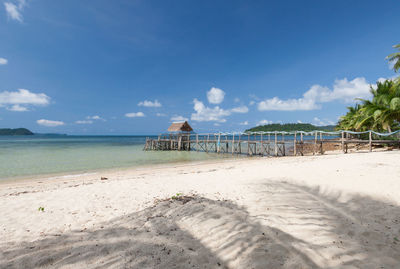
1, 195, 320, 269
1, 180, 400, 268
250, 180, 400, 268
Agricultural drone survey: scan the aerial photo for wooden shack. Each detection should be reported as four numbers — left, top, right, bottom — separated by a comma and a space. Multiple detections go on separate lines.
167, 121, 193, 133
167, 121, 193, 150
144, 121, 194, 151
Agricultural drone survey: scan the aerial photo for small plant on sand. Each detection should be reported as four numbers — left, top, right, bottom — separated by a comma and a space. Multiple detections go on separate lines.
38, 207, 45, 212
171, 193, 183, 200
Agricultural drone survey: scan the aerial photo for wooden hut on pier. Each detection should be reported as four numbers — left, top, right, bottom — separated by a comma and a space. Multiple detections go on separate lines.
167, 121, 193, 133
167, 121, 193, 151
144, 121, 194, 151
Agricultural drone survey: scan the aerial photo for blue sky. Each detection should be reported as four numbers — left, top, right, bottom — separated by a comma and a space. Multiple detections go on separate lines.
0, 0, 399, 135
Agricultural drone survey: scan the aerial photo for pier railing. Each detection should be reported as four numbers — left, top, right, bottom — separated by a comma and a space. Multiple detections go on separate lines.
143, 130, 400, 156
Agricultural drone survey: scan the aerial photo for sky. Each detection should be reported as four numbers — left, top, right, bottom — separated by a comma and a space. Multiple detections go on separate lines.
0, 0, 399, 135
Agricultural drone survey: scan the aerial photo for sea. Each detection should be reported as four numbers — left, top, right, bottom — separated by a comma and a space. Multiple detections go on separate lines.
0, 135, 233, 181
0, 134, 333, 181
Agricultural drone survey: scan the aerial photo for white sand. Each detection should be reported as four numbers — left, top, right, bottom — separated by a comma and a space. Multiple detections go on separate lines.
1, 151, 400, 268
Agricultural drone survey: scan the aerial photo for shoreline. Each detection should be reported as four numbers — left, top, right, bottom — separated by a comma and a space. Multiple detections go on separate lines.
0, 154, 247, 187
0, 144, 391, 187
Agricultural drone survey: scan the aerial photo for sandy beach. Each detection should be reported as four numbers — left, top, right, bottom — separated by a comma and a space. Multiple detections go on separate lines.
1, 151, 400, 268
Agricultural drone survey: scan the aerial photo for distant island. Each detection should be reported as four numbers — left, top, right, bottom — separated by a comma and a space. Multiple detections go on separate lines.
0, 128, 34, 135
245, 123, 336, 132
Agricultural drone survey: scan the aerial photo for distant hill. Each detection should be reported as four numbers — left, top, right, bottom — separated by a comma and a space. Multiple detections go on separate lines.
245, 123, 336, 133
0, 128, 34, 135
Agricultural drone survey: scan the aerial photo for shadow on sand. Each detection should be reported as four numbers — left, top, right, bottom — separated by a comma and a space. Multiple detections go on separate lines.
1, 180, 400, 268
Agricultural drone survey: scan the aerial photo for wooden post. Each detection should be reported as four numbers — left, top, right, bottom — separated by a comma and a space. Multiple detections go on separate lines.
247, 134, 250, 155
341, 131, 345, 153
225, 135, 228, 153
274, 132, 278, 156
254, 133, 257, 155
300, 132, 304, 156
217, 133, 221, 153
294, 131, 297, 156
369, 131, 372, 152
196, 134, 199, 152
206, 134, 209, 153
313, 131, 317, 155
238, 134, 241, 154
178, 135, 182, 151
232, 134, 235, 154
214, 134, 217, 152
282, 133, 285, 156
260, 133, 263, 156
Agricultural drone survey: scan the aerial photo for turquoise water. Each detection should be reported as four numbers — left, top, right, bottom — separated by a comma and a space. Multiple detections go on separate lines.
0, 135, 231, 180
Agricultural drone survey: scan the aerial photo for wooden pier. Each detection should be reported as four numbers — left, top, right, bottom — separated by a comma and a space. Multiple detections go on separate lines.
143, 130, 400, 157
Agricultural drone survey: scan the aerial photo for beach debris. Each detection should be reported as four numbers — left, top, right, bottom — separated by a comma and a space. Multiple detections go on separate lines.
100, 177, 108, 180
171, 193, 195, 204
171, 193, 183, 200
38, 207, 45, 212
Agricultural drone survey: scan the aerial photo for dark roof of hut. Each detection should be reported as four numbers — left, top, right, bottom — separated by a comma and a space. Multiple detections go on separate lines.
167, 121, 193, 132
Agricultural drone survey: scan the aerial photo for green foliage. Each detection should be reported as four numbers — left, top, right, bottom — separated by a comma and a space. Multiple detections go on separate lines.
171, 193, 183, 200
38, 207, 45, 212
386, 44, 400, 72
245, 123, 336, 133
0, 128, 34, 135
337, 77, 400, 132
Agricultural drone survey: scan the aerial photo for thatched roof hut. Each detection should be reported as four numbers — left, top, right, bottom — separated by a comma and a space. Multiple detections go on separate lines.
167, 121, 193, 133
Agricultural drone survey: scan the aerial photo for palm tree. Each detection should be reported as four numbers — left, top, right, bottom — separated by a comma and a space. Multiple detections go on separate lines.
386, 44, 400, 72
337, 104, 365, 131
337, 79, 400, 132
356, 79, 400, 132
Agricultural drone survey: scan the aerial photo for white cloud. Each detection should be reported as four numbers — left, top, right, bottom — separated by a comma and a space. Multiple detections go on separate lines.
75, 120, 93, 124
156, 113, 167, 117
170, 115, 188, 122
4, 2, 22, 22
191, 99, 230, 122
0, 89, 50, 111
213, 123, 220, 127
125, 112, 145, 118
258, 77, 371, 111
37, 119, 64, 127
297, 120, 303, 123
239, 121, 249, 126
257, 119, 273, 126
230, 105, 249, 113
138, 100, 162, 107
258, 96, 319, 111
249, 100, 255, 106
234, 97, 240, 103
0, 58, 8, 65
86, 115, 105, 121
207, 87, 225, 104
313, 117, 335, 126
7, 104, 28, 111
4, 1, 26, 22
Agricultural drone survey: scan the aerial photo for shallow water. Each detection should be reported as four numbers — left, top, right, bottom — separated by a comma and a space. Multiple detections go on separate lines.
0, 135, 233, 180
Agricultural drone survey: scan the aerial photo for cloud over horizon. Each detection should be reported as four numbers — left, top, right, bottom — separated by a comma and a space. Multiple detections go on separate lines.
258, 77, 371, 111
138, 100, 162, 108
0, 89, 50, 112
37, 119, 65, 127
191, 99, 230, 122
170, 115, 188, 122
125, 112, 145, 118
